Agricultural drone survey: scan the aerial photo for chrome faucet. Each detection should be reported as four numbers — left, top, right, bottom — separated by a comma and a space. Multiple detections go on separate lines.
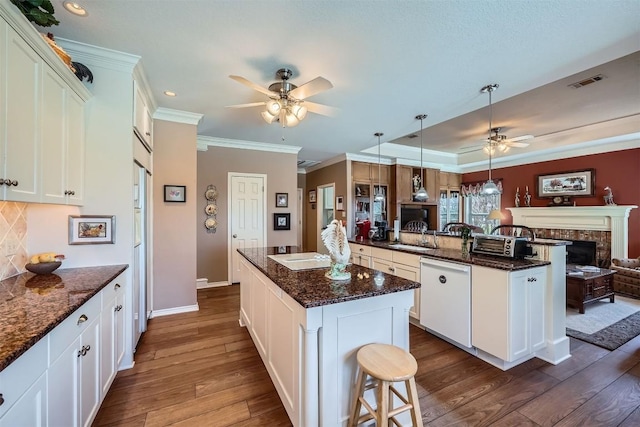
420, 227, 438, 249
420, 227, 428, 246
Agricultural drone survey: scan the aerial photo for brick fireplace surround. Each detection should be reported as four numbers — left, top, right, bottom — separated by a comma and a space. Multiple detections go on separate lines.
508, 206, 637, 265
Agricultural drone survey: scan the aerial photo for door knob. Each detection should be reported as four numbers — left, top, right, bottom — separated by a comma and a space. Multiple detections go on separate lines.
233, 234, 237, 238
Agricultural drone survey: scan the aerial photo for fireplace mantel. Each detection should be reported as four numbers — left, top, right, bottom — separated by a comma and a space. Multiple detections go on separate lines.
507, 205, 637, 259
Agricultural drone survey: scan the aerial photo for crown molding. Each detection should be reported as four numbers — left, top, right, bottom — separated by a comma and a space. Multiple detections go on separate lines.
56, 37, 140, 73
197, 136, 301, 154
154, 108, 203, 125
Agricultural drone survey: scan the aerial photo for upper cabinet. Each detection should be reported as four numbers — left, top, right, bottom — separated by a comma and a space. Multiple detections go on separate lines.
133, 79, 152, 152
352, 161, 389, 184
440, 171, 461, 189
0, 4, 91, 205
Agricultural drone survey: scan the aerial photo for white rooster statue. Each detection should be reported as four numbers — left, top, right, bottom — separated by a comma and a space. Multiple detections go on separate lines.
321, 219, 352, 280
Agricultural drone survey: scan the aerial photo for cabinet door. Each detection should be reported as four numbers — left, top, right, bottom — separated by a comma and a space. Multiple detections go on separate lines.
4, 26, 41, 202
371, 164, 389, 185
0, 373, 47, 427
133, 80, 151, 151
351, 253, 371, 267
48, 337, 80, 427
352, 162, 370, 181
40, 67, 67, 204
65, 92, 85, 205
100, 294, 117, 397
508, 270, 529, 361
371, 257, 394, 275
80, 315, 101, 427
528, 268, 546, 352
397, 166, 412, 203
425, 168, 440, 204
115, 291, 125, 367
394, 263, 420, 319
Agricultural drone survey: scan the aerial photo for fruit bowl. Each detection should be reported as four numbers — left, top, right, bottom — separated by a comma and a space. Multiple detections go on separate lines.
25, 262, 62, 275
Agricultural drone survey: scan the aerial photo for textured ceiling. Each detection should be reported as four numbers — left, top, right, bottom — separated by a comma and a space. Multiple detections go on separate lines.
41, 0, 640, 166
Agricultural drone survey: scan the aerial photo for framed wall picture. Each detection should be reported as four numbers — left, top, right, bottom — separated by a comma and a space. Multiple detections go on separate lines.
535, 169, 595, 198
309, 190, 316, 203
164, 185, 186, 202
276, 192, 288, 208
274, 213, 291, 230
68, 215, 115, 245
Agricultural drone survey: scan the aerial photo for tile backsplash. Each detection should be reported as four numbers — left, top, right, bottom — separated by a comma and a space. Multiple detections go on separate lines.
0, 202, 28, 280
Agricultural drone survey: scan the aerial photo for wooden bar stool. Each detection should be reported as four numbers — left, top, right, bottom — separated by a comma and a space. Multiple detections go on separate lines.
348, 343, 423, 427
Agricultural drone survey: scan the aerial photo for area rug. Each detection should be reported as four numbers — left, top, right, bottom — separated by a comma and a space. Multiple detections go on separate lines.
566, 295, 640, 350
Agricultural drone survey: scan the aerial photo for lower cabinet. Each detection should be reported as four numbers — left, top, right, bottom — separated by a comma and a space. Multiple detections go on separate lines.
370, 247, 421, 320
349, 243, 371, 267
472, 266, 546, 362
0, 273, 126, 427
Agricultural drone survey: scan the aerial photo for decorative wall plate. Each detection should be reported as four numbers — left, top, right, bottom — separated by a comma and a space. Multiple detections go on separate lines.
205, 186, 218, 201
204, 217, 218, 230
205, 203, 217, 215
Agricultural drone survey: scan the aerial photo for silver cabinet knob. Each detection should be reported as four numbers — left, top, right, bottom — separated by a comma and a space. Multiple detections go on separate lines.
233, 234, 237, 238
77, 314, 88, 325
114, 283, 121, 290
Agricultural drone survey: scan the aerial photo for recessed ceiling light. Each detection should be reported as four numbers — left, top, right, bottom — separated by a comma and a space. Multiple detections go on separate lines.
164, 91, 177, 97
63, 2, 88, 17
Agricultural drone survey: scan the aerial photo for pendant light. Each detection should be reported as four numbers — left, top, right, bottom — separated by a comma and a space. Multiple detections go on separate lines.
479, 84, 502, 196
414, 114, 429, 202
374, 132, 385, 202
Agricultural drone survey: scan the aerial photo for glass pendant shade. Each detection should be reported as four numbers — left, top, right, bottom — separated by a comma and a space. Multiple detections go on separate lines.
414, 186, 428, 201
266, 99, 281, 115
374, 189, 385, 202
261, 110, 277, 124
480, 180, 500, 195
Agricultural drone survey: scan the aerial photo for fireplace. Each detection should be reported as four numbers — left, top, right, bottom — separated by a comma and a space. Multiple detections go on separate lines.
565, 240, 597, 266
507, 206, 637, 264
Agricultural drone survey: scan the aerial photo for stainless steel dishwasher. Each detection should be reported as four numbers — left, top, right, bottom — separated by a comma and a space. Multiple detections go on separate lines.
420, 257, 472, 348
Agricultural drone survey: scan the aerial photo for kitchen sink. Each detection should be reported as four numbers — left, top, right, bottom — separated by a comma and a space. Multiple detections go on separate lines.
388, 244, 434, 252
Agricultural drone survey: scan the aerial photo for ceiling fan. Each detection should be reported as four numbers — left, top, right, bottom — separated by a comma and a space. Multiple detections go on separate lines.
226, 68, 336, 127
460, 127, 534, 154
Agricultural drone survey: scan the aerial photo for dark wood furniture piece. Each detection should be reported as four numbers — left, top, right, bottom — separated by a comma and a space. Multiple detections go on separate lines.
566, 265, 616, 314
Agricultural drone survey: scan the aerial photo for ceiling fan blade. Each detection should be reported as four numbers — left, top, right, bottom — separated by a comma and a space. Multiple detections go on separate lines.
507, 134, 534, 142
289, 77, 333, 100
229, 75, 276, 97
507, 141, 530, 148
225, 102, 267, 108
303, 101, 338, 117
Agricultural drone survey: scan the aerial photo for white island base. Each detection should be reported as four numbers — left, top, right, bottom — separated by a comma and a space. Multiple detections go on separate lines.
239, 258, 415, 427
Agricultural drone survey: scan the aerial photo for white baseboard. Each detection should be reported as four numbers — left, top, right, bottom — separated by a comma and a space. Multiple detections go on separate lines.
150, 303, 199, 318
196, 278, 229, 289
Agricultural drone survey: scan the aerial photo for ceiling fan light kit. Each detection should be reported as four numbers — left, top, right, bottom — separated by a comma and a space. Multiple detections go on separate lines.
414, 114, 429, 202
228, 67, 334, 128
480, 84, 503, 196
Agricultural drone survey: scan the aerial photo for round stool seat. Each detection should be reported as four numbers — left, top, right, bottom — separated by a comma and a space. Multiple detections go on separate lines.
357, 343, 418, 382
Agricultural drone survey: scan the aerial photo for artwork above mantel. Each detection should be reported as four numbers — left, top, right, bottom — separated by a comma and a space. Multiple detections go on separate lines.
507, 205, 637, 259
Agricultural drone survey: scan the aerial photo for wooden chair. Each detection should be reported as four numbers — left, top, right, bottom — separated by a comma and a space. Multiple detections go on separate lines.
348, 343, 423, 427
442, 222, 484, 234
490, 224, 536, 241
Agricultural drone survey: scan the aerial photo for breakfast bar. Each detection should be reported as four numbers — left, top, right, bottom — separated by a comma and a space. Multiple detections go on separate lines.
237, 247, 420, 427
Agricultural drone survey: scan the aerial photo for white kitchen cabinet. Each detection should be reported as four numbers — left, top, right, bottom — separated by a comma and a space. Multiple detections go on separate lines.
133, 79, 152, 151
0, 337, 47, 425
40, 67, 85, 205
370, 247, 421, 320
100, 277, 125, 397
472, 265, 546, 363
1, 21, 40, 202
48, 292, 102, 427
349, 243, 371, 267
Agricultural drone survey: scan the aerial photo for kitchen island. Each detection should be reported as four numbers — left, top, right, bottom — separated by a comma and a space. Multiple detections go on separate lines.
238, 247, 419, 427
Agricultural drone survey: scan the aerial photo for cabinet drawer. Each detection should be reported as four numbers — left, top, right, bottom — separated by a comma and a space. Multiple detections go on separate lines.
101, 274, 125, 308
392, 251, 420, 267
592, 286, 608, 298
50, 294, 101, 362
0, 337, 47, 417
350, 244, 371, 257
371, 247, 392, 261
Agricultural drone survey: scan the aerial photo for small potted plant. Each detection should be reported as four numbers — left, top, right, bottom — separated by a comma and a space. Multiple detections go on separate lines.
10, 0, 59, 27
460, 226, 472, 256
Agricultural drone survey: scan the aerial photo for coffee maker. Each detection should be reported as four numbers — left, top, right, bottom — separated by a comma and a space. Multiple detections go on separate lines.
355, 220, 371, 241
372, 220, 388, 241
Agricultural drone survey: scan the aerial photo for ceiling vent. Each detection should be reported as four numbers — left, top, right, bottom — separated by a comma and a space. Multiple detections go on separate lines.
568, 74, 606, 89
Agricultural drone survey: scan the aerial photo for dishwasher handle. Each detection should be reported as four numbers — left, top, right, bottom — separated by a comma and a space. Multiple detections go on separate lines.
420, 257, 470, 273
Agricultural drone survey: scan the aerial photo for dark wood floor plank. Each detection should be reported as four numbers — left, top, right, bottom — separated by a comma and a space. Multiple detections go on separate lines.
92, 286, 640, 427
553, 373, 640, 426
518, 349, 640, 426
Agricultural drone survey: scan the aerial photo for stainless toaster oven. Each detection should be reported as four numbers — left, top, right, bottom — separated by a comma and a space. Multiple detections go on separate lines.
471, 234, 529, 258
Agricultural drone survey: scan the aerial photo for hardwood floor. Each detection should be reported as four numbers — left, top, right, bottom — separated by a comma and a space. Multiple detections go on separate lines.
93, 286, 640, 426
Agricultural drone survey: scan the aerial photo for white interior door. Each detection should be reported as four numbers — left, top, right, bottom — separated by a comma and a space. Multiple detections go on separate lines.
316, 183, 335, 254
229, 174, 266, 283
297, 188, 303, 249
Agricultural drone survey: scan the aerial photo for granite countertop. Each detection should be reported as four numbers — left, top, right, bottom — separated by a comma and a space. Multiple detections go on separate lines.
349, 239, 550, 271
238, 247, 420, 309
0, 264, 128, 372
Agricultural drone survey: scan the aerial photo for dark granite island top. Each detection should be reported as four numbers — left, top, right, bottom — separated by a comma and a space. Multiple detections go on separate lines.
0, 264, 128, 372
349, 239, 551, 271
238, 246, 420, 308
